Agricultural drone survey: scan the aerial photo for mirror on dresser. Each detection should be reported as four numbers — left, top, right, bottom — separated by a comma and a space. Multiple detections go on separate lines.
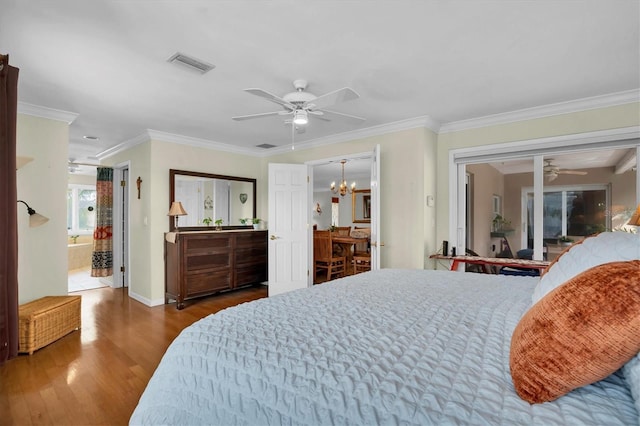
169, 169, 256, 231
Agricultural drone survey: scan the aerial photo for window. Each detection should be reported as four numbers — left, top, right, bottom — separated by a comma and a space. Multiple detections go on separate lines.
67, 184, 96, 234
523, 184, 609, 243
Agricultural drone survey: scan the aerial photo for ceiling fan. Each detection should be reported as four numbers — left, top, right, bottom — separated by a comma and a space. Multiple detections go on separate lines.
544, 159, 587, 181
232, 79, 365, 127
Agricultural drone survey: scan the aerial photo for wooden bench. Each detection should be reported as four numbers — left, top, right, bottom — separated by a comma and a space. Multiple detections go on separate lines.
19, 295, 81, 355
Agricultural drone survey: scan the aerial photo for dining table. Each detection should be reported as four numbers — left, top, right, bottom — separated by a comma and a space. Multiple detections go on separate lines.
331, 235, 369, 275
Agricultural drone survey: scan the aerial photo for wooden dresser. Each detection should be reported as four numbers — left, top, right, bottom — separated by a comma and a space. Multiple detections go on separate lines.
165, 230, 267, 309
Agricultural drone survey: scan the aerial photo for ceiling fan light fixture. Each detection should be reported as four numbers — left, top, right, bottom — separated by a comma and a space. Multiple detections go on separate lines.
293, 110, 308, 125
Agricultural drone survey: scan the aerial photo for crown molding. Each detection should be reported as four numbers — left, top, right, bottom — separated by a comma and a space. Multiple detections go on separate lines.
98, 116, 441, 159
450, 126, 640, 163
146, 129, 258, 155
439, 89, 640, 134
96, 129, 260, 160
260, 115, 441, 156
94, 90, 639, 159
18, 102, 79, 124
95, 132, 150, 160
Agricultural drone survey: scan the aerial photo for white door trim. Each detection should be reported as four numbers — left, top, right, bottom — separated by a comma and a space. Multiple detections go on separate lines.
111, 161, 130, 291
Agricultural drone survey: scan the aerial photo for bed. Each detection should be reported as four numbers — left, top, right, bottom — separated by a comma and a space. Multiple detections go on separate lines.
130, 232, 640, 425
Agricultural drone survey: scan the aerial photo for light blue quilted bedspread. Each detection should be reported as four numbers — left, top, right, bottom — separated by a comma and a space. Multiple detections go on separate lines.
130, 269, 638, 425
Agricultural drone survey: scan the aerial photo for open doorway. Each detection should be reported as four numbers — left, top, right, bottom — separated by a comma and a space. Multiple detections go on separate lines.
310, 154, 373, 284
67, 169, 106, 292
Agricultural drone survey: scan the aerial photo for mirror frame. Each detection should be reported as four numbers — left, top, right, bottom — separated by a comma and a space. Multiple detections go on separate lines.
352, 189, 371, 224
169, 169, 257, 231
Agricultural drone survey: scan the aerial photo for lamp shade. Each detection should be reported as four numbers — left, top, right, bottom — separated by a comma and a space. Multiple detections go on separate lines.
29, 212, 49, 228
168, 201, 187, 217
17, 200, 49, 228
627, 204, 640, 226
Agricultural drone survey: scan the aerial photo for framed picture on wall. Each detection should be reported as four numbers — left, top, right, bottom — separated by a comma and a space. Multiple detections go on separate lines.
352, 189, 371, 223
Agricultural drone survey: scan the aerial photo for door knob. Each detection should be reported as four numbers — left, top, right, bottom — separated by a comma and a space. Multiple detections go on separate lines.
370, 241, 385, 247
270, 235, 278, 240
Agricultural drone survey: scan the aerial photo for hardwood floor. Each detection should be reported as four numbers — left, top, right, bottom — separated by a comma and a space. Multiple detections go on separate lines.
0, 285, 268, 425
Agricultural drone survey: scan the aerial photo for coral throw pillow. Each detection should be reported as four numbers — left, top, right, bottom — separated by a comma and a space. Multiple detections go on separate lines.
510, 260, 640, 404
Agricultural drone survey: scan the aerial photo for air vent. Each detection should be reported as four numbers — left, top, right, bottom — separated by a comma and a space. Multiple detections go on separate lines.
256, 143, 277, 149
167, 52, 215, 74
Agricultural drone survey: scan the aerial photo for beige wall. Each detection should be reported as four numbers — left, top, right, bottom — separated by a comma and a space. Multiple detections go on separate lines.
263, 126, 439, 270
16, 115, 69, 304
436, 102, 640, 251
104, 140, 264, 305
14, 101, 638, 305
466, 163, 505, 257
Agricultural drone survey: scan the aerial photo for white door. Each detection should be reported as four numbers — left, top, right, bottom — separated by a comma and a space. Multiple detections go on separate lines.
370, 145, 382, 269
268, 163, 309, 296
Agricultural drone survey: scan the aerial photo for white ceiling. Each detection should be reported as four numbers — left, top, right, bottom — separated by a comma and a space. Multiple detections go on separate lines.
2, 1, 639, 167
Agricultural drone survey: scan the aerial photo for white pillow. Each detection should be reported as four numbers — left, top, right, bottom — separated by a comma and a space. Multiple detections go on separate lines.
531, 232, 640, 305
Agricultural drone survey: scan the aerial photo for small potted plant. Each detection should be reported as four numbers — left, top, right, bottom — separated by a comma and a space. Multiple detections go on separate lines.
558, 235, 574, 246
252, 218, 261, 229
202, 217, 212, 226
492, 214, 512, 232
70, 235, 79, 244
214, 218, 224, 231
239, 218, 250, 226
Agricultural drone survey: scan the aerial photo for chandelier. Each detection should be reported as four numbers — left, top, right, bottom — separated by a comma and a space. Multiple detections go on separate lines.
330, 160, 356, 196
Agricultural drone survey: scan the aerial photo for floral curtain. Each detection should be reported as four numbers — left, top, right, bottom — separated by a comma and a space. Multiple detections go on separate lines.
91, 167, 113, 277
0, 54, 19, 364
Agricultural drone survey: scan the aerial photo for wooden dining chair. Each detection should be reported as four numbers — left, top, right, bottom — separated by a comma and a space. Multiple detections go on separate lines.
332, 226, 351, 256
352, 253, 371, 273
333, 226, 351, 236
314, 230, 346, 282
352, 226, 370, 255
351, 227, 371, 273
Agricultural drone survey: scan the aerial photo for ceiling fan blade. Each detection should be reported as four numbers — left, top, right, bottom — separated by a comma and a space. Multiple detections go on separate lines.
318, 109, 366, 122
307, 87, 359, 110
558, 170, 588, 175
232, 111, 283, 121
309, 113, 331, 122
244, 88, 295, 109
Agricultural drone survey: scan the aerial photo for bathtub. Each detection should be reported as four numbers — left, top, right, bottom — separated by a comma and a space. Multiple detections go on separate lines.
68, 242, 93, 271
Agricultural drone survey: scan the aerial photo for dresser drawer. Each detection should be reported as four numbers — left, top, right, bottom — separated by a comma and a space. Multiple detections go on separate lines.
236, 265, 267, 287
186, 270, 231, 296
184, 234, 232, 254
186, 252, 231, 272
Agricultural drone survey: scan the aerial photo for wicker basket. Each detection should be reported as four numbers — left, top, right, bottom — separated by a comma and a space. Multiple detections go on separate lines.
19, 295, 81, 355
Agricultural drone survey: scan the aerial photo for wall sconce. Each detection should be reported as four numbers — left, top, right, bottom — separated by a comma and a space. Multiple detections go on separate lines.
314, 202, 322, 215
17, 200, 49, 227
168, 201, 188, 228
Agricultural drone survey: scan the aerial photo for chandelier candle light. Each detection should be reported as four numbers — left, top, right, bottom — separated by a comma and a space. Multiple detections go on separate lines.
331, 160, 356, 197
